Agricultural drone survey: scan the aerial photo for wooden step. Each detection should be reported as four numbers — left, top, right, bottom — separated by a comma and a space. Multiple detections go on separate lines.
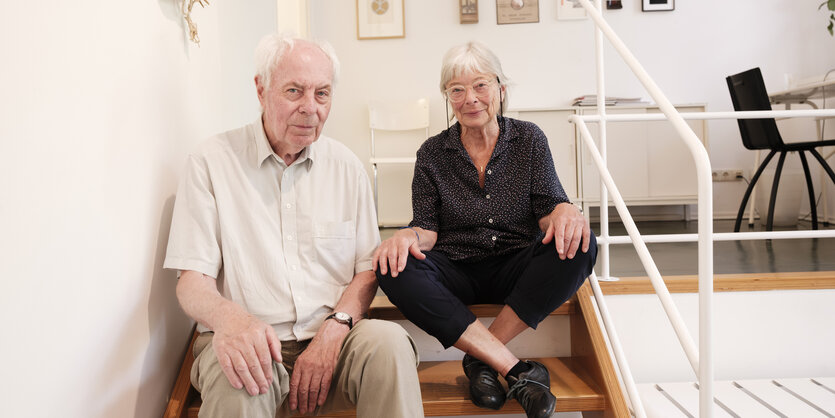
418, 357, 605, 416
369, 295, 574, 320
186, 356, 605, 417
598, 271, 835, 295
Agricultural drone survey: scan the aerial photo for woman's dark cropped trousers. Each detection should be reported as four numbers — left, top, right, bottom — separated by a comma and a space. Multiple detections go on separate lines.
377, 233, 597, 348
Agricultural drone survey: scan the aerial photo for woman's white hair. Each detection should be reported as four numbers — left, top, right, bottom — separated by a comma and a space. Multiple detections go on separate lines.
253, 33, 341, 91
439, 41, 510, 107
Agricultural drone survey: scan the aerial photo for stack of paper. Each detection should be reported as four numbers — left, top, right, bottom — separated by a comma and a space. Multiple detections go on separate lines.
572, 95, 648, 106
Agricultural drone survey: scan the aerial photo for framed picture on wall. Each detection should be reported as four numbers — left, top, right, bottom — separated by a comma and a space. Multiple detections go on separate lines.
642, 0, 674, 12
556, 0, 587, 20
460, 0, 479, 24
357, 0, 405, 40
496, 0, 539, 25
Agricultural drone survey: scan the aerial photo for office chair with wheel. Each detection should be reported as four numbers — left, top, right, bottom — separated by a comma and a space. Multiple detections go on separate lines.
726, 67, 835, 231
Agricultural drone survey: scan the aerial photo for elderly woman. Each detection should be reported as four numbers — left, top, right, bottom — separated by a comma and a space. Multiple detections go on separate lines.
373, 42, 597, 418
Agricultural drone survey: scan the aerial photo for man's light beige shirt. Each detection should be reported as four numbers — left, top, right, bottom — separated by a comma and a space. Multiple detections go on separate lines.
164, 119, 380, 341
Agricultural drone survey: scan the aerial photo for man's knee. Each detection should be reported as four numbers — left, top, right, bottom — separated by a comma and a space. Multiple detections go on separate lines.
193, 339, 287, 418
198, 386, 278, 418
348, 319, 418, 367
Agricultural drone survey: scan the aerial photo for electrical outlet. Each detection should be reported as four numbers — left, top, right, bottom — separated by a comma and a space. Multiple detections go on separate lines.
712, 169, 744, 182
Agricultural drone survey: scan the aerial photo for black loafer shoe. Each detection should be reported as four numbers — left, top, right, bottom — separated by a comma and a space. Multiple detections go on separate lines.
462, 354, 506, 410
506, 360, 556, 418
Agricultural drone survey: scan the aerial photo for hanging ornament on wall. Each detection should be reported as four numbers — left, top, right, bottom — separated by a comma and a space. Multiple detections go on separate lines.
183, 0, 210, 45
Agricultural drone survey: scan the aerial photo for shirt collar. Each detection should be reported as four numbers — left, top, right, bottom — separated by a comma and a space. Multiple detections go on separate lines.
254, 116, 315, 169
443, 116, 514, 156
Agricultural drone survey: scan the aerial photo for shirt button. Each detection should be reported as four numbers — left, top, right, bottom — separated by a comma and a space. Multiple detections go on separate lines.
486, 194, 491, 199
287, 235, 293, 241
489, 218, 494, 224
491, 236, 497, 241
291, 265, 298, 271
487, 169, 492, 175
285, 203, 292, 209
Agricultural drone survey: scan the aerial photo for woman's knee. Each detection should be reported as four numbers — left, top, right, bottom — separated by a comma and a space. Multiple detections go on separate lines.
538, 232, 598, 270
376, 255, 440, 304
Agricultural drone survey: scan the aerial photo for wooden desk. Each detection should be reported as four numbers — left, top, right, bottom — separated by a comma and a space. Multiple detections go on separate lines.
770, 77, 835, 107
767, 77, 835, 224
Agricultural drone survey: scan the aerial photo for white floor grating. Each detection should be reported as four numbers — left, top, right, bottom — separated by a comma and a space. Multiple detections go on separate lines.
638, 378, 835, 417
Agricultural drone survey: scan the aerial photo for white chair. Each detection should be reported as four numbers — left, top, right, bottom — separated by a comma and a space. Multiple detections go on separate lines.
368, 98, 430, 226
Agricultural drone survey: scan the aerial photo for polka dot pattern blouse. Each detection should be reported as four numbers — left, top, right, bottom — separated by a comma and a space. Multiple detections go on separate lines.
409, 116, 570, 262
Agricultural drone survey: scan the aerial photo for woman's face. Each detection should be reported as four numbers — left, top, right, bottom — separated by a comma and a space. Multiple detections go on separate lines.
445, 71, 502, 130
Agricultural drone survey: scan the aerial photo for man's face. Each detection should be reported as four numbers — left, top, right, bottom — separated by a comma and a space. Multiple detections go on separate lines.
257, 42, 333, 154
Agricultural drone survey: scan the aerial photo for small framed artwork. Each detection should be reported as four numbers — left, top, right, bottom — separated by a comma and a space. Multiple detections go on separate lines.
556, 0, 587, 20
496, 0, 539, 25
642, 0, 674, 12
460, 0, 478, 24
357, 0, 405, 40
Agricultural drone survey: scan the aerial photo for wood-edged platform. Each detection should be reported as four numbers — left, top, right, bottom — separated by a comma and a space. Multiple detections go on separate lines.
164, 282, 629, 417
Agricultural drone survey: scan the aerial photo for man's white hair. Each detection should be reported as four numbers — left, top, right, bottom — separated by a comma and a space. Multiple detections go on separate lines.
253, 33, 341, 91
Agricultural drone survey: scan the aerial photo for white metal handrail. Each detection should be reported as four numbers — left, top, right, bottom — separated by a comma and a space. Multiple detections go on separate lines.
580, 108, 835, 122
576, 109, 835, 418
573, 115, 697, 418
578, 0, 714, 415
573, 1, 835, 417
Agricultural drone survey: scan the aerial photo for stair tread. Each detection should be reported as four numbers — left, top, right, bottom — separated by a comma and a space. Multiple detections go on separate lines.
369, 295, 573, 320
187, 356, 604, 417
418, 357, 605, 415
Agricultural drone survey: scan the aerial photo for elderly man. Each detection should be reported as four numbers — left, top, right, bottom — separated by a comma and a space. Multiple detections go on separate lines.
164, 34, 423, 417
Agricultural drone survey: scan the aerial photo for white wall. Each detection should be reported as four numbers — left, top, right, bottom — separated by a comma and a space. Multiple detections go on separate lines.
310, 0, 835, 220
0, 1, 273, 417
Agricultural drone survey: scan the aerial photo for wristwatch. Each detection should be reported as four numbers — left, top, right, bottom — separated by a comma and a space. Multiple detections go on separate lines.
325, 311, 353, 329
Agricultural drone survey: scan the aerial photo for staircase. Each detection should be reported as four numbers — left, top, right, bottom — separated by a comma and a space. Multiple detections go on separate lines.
163, 282, 629, 417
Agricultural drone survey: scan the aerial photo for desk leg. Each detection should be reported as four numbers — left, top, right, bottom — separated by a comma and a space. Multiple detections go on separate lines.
822, 146, 833, 225
748, 149, 761, 225
810, 99, 828, 224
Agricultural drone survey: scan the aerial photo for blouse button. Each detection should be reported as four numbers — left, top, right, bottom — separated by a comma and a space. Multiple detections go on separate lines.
491, 236, 497, 241
488, 218, 494, 224
487, 169, 492, 175
486, 194, 491, 199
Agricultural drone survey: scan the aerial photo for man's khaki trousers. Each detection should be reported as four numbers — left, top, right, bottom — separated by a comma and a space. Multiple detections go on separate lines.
191, 319, 424, 418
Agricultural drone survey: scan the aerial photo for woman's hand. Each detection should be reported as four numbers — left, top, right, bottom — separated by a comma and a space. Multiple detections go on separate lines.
372, 228, 426, 277
540, 203, 590, 260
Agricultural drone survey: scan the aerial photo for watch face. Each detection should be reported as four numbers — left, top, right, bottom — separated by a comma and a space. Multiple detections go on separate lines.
335, 312, 351, 322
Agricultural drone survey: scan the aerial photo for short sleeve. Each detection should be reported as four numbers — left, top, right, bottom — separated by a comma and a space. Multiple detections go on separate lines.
409, 148, 441, 232
529, 124, 569, 220
353, 168, 382, 274
163, 154, 223, 277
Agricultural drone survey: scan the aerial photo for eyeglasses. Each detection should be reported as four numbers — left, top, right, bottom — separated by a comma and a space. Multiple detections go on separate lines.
444, 79, 496, 103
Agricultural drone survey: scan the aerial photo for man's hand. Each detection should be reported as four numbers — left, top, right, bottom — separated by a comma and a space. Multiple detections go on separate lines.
372, 228, 425, 277
288, 319, 350, 414
540, 203, 590, 260
212, 312, 283, 396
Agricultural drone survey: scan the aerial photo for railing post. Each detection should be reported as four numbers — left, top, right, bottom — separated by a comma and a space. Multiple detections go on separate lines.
593, 0, 612, 282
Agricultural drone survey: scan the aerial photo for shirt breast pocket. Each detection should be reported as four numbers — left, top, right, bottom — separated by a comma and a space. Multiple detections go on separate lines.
312, 220, 357, 285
